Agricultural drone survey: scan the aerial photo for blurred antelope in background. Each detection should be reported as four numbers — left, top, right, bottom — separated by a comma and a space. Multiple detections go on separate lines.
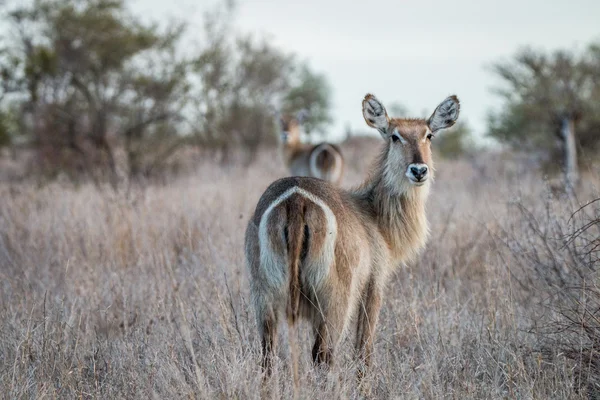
245, 93, 460, 380
278, 110, 344, 185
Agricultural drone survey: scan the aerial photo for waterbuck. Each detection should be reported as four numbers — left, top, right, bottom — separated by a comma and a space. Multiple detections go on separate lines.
278, 111, 344, 185
245, 94, 460, 379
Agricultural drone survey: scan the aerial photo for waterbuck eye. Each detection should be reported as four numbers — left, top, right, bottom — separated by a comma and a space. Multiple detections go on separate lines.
391, 135, 400, 143
427, 133, 434, 140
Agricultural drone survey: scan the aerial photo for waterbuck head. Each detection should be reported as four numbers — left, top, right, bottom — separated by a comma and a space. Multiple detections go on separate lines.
278, 109, 309, 147
362, 94, 460, 190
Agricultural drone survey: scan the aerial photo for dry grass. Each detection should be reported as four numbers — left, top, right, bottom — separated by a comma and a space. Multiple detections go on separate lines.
1, 143, 599, 399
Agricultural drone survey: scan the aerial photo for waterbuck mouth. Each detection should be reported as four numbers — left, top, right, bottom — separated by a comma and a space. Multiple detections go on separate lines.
408, 177, 428, 186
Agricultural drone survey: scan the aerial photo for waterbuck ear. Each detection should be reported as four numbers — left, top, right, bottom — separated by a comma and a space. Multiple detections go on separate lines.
428, 95, 460, 133
362, 94, 391, 137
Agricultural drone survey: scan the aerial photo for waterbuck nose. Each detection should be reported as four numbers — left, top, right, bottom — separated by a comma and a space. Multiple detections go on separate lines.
410, 165, 428, 181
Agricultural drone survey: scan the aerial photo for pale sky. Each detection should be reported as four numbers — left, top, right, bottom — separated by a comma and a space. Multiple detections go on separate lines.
135, 0, 600, 142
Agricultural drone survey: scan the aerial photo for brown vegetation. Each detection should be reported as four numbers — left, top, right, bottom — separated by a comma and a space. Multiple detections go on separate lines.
0, 144, 599, 398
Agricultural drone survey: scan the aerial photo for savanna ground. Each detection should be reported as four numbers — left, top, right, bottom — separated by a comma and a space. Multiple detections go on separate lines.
1, 139, 599, 399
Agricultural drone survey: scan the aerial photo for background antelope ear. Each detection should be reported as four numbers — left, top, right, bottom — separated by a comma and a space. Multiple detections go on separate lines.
428, 95, 460, 133
295, 109, 309, 124
362, 94, 390, 137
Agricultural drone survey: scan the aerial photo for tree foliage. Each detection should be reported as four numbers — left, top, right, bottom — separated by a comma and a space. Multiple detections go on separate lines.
191, 3, 331, 160
433, 121, 474, 160
1, 0, 190, 183
0, 0, 334, 181
281, 64, 332, 135
488, 44, 600, 167
191, 3, 293, 159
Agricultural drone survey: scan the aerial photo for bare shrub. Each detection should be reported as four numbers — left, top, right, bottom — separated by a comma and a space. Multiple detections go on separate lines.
497, 190, 600, 398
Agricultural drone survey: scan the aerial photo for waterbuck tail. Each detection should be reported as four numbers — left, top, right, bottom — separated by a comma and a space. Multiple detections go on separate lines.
285, 199, 308, 323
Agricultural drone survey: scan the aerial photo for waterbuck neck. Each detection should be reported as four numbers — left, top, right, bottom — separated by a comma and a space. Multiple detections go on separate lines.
353, 144, 430, 264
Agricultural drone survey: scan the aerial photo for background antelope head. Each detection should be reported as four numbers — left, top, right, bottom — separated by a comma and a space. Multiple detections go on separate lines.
362, 94, 460, 193
278, 109, 309, 147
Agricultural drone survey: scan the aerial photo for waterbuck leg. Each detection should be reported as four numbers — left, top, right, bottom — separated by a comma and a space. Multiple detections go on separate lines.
260, 308, 278, 377
311, 288, 349, 368
312, 321, 332, 365
355, 278, 382, 378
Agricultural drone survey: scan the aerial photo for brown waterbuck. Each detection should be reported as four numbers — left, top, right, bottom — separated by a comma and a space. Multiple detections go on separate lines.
278, 111, 344, 185
245, 94, 460, 380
